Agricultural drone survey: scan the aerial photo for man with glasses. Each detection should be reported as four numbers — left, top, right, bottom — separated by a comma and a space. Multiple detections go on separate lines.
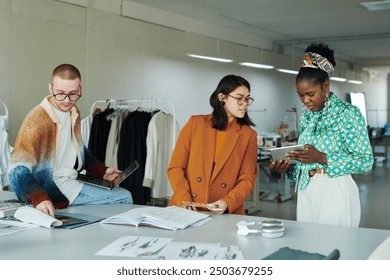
8, 64, 132, 217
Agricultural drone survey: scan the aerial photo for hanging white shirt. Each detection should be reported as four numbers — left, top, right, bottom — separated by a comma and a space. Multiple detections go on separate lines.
81, 114, 93, 145
143, 111, 180, 198
0, 116, 12, 188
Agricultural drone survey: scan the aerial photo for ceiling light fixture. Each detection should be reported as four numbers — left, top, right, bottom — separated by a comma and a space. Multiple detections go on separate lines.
360, 1, 390, 11
239, 62, 274, 69
276, 68, 299, 75
330, 77, 347, 82
348, 79, 364, 85
187, 54, 233, 63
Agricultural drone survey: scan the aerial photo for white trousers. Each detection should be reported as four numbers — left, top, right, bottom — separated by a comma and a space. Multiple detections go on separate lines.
297, 174, 361, 227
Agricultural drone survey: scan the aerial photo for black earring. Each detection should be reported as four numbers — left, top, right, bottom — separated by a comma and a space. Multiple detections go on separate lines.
220, 100, 225, 106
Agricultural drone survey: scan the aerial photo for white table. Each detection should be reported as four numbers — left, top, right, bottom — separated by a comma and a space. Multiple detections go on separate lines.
1, 191, 389, 260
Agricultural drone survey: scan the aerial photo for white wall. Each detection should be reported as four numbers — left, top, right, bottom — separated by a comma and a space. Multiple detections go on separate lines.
0, 0, 12, 127
0, 0, 387, 144
363, 75, 389, 128
10, 0, 87, 143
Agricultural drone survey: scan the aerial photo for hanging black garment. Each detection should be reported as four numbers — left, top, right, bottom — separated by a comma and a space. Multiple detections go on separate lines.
87, 108, 114, 163
117, 111, 152, 205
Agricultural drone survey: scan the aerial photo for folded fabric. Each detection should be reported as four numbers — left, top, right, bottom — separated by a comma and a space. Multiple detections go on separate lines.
262, 246, 340, 260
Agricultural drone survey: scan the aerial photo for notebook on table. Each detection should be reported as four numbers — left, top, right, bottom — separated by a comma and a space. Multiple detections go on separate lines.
76, 160, 140, 190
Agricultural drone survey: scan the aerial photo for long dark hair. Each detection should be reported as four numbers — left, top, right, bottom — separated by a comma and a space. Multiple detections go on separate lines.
296, 43, 336, 86
209, 75, 255, 130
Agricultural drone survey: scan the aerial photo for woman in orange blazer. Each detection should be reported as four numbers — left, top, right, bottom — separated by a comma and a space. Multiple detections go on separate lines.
168, 75, 258, 215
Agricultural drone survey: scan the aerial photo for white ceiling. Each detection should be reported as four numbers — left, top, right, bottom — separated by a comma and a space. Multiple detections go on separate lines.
131, 0, 390, 74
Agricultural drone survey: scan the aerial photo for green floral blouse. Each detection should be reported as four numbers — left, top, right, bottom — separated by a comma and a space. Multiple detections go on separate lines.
287, 93, 373, 191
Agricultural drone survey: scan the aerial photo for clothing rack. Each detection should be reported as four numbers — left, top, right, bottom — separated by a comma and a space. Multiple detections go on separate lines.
0, 100, 9, 129
90, 98, 176, 150
0, 100, 11, 189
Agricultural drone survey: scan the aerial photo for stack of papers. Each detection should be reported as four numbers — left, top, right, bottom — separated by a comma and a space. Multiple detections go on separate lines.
0, 199, 25, 218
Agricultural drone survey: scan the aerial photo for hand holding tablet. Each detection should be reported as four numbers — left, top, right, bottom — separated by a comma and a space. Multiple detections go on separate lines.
182, 201, 223, 212
269, 144, 305, 163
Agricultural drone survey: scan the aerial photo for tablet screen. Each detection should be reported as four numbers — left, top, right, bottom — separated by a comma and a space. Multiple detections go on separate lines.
269, 144, 304, 163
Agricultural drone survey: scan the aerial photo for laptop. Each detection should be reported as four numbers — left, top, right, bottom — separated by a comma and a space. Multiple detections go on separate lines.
76, 160, 140, 190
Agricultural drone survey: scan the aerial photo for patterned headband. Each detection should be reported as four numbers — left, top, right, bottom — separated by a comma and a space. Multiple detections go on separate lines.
300, 52, 334, 76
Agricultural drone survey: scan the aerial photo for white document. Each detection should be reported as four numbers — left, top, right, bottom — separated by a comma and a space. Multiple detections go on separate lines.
0, 219, 38, 237
95, 235, 173, 258
368, 236, 390, 260
154, 241, 220, 260
14, 206, 62, 228
215, 245, 245, 260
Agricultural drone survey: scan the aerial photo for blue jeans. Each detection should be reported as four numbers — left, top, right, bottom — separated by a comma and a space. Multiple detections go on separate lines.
72, 184, 133, 205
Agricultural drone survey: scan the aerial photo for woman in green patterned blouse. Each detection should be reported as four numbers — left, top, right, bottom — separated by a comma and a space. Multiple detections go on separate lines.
270, 43, 373, 227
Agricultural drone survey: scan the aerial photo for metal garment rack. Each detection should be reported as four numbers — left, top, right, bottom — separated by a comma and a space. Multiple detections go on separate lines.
90, 98, 176, 150
0, 100, 10, 190
0, 100, 9, 129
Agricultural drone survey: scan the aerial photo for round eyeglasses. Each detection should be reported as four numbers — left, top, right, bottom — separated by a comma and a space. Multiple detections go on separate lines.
228, 94, 254, 106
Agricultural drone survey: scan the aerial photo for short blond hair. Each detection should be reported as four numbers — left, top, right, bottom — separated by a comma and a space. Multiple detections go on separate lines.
52, 64, 81, 81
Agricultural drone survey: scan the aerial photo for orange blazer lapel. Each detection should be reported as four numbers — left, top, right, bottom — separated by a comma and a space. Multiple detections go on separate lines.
204, 121, 216, 185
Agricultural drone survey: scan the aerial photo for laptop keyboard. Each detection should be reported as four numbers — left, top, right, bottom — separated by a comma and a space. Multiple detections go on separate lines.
77, 174, 113, 188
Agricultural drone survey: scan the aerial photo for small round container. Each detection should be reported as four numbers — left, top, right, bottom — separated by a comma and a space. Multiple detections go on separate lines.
260, 220, 284, 227
261, 226, 285, 238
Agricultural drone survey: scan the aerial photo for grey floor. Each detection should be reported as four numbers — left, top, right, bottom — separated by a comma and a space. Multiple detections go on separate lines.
250, 159, 390, 230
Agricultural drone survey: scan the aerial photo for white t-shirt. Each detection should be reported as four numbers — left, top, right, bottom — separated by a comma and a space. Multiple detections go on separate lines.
52, 106, 83, 204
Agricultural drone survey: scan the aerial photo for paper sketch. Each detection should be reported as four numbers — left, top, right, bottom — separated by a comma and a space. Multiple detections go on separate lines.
0, 219, 38, 237
215, 245, 244, 260
95, 235, 172, 258
155, 241, 220, 260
